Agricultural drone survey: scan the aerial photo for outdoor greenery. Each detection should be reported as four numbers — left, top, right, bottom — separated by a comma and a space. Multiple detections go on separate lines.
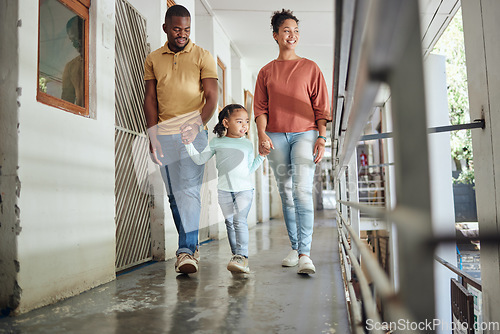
432, 8, 474, 184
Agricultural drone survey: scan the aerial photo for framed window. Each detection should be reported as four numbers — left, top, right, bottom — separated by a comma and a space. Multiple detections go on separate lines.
217, 57, 226, 111
37, 0, 90, 116
244, 90, 253, 118
244, 89, 254, 140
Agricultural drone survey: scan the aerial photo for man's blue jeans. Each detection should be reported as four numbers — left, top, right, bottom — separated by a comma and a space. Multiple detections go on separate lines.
218, 189, 254, 258
266, 130, 317, 256
158, 131, 207, 256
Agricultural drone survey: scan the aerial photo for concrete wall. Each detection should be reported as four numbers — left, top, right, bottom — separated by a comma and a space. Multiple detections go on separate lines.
0, 0, 21, 314
10, 0, 116, 314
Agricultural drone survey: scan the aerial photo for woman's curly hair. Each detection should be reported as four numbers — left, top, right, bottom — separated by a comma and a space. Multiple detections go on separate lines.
271, 9, 299, 34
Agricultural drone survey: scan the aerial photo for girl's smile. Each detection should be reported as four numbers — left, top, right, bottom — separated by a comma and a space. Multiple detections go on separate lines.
223, 109, 249, 138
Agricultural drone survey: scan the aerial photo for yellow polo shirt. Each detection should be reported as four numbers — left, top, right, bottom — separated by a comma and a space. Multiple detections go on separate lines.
144, 40, 217, 135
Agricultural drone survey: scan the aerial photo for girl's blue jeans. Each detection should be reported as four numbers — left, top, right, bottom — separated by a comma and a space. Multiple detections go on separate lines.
266, 130, 317, 256
218, 189, 254, 258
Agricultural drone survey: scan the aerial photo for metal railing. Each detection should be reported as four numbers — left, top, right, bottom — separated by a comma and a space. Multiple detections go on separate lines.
435, 256, 481, 334
337, 201, 434, 333
435, 256, 481, 292
332, 0, 435, 331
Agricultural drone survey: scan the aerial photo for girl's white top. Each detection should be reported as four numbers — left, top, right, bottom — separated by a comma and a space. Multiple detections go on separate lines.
185, 136, 265, 192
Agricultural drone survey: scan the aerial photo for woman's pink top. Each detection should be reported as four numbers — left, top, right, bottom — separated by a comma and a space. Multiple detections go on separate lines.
254, 58, 331, 133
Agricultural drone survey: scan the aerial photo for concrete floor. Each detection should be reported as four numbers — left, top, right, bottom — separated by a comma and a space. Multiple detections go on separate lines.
0, 210, 349, 334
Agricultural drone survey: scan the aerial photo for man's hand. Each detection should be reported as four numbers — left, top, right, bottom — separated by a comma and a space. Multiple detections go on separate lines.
147, 127, 164, 165
144, 79, 163, 165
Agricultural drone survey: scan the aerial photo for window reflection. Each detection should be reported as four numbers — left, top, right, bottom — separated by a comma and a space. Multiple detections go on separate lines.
39, 0, 85, 107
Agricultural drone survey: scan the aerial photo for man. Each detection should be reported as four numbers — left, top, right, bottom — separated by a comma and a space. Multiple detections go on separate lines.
61, 16, 84, 107
143, 5, 218, 274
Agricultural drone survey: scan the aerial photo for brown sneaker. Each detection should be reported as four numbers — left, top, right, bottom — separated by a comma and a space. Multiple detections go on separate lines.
175, 253, 198, 274
227, 255, 250, 274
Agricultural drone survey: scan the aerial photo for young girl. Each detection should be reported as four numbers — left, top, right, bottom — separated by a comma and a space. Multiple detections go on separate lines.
185, 104, 266, 273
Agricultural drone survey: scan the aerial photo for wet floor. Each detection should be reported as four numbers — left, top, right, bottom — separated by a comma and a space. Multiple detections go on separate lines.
0, 210, 349, 334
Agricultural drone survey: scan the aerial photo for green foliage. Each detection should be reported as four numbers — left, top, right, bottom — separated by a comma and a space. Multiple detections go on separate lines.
39, 77, 47, 93
432, 8, 474, 184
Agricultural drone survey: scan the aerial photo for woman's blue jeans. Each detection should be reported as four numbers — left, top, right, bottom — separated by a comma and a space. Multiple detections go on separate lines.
158, 131, 208, 256
218, 189, 254, 258
267, 130, 317, 256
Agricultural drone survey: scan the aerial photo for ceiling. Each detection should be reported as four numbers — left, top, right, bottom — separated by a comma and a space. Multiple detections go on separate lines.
195, 0, 460, 100
196, 0, 334, 89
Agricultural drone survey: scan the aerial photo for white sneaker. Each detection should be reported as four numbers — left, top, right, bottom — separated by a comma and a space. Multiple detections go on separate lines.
282, 249, 299, 267
297, 256, 316, 274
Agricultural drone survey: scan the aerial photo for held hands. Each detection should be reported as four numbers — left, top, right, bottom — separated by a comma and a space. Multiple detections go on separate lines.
258, 134, 273, 156
180, 122, 201, 145
180, 114, 203, 145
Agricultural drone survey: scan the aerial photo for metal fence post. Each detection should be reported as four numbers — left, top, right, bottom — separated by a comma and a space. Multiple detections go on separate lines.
385, 0, 435, 324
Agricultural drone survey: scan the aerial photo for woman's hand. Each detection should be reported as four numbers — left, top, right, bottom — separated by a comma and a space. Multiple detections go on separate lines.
313, 137, 326, 164
258, 133, 274, 156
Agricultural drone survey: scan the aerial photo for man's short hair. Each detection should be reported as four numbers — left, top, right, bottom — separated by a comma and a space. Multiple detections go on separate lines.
66, 15, 82, 33
165, 5, 191, 24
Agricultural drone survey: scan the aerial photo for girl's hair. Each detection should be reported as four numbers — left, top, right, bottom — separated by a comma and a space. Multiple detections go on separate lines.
213, 104, 246, 137
271, 9, 299, 34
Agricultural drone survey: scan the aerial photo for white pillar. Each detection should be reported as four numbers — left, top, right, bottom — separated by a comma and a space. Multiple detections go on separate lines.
424, 54, 457, 334
462, 0, 500, 326
382, 100, 399, 290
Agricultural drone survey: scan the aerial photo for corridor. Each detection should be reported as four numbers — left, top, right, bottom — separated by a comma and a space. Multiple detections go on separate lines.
0, 210, 349, 334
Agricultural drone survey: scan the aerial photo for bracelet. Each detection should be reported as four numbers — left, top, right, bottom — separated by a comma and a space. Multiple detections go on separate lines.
318, 135, 327, 141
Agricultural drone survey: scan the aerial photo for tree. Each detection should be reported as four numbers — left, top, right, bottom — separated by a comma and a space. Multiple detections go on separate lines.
432, 8, 474, 184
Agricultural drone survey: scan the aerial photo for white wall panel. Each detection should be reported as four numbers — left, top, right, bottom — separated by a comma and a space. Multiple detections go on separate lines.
15, 0, 116, 313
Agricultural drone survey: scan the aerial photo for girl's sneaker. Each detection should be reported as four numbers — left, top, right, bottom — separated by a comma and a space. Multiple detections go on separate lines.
227, 255, 250, 273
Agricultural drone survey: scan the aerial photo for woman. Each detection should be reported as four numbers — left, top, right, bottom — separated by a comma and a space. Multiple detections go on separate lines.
254, 9, 331, 274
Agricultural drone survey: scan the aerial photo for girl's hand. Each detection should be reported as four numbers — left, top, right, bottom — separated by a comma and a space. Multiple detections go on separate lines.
258, 133, 274, 156
313, 137, 326, 164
